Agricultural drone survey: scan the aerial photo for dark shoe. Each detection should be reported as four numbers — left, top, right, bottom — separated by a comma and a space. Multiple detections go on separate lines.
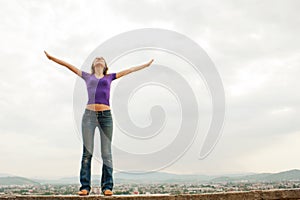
78, 189, 89, 196
103, 189, 113, 196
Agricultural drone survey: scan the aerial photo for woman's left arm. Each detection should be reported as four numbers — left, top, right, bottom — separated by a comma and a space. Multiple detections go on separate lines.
116, 59, 154, 79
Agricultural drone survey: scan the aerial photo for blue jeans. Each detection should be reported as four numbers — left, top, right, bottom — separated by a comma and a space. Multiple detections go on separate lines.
79, 108, 114, 193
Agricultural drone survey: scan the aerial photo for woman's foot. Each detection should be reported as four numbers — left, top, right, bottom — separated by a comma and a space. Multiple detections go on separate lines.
103, 189, 113, 196
78, 189, 89, 196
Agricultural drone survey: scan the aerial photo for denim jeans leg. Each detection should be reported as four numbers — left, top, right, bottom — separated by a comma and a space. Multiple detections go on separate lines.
79, 112, 96, 192
99, 113, 114, 192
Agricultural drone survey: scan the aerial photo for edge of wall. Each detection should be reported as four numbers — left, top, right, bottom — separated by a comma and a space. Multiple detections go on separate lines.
1, 189, 300, 200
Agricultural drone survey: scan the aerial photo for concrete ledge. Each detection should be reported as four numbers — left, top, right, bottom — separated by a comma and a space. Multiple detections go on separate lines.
1, 189, 300, 200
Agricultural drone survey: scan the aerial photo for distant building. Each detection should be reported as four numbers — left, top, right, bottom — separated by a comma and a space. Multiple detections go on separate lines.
133, 187, 139, 195
92, 187, 101, 195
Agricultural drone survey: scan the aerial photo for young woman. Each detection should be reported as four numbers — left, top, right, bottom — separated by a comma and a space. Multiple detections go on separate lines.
44, 51, 154, 196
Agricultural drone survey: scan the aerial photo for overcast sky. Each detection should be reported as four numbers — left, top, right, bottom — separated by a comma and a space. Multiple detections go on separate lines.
0, 0, 299, 179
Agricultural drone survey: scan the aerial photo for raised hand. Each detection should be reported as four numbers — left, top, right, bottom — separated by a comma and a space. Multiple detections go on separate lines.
146, 59, 154, 67
44, 50, 52, 60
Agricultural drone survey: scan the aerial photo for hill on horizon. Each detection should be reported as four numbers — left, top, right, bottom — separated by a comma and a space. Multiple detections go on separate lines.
1, 169, 299, 185
211, 169, 300, 182
0, 176, 40, 186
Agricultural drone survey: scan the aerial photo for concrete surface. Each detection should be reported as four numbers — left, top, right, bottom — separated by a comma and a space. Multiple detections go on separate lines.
0, 189, 300, 200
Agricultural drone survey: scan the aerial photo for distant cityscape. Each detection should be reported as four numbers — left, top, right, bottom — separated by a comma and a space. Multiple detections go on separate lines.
1, 181, 299, 196
0, 169, 299, 196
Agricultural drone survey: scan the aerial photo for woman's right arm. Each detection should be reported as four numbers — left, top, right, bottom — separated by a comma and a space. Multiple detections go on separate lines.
44, 51, 82, 77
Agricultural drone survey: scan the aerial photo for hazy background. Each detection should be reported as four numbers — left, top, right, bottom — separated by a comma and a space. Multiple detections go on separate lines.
0, 0, 299, 179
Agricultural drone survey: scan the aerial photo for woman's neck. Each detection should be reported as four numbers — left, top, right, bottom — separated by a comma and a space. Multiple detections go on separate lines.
94, 68, 104, 76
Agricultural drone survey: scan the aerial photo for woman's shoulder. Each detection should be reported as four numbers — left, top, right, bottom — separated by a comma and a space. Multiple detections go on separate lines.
107, 72, 117, 81
80, 70, 91, 80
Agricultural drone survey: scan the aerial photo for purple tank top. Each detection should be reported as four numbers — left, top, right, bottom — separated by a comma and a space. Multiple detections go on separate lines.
81, 71, 117, 106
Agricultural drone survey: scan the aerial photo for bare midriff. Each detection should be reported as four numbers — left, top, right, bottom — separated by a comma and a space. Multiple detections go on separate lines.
86, 104, 111, 111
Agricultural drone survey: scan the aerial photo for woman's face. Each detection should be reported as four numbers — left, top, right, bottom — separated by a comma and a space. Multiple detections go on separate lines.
93, 57, 106, 68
